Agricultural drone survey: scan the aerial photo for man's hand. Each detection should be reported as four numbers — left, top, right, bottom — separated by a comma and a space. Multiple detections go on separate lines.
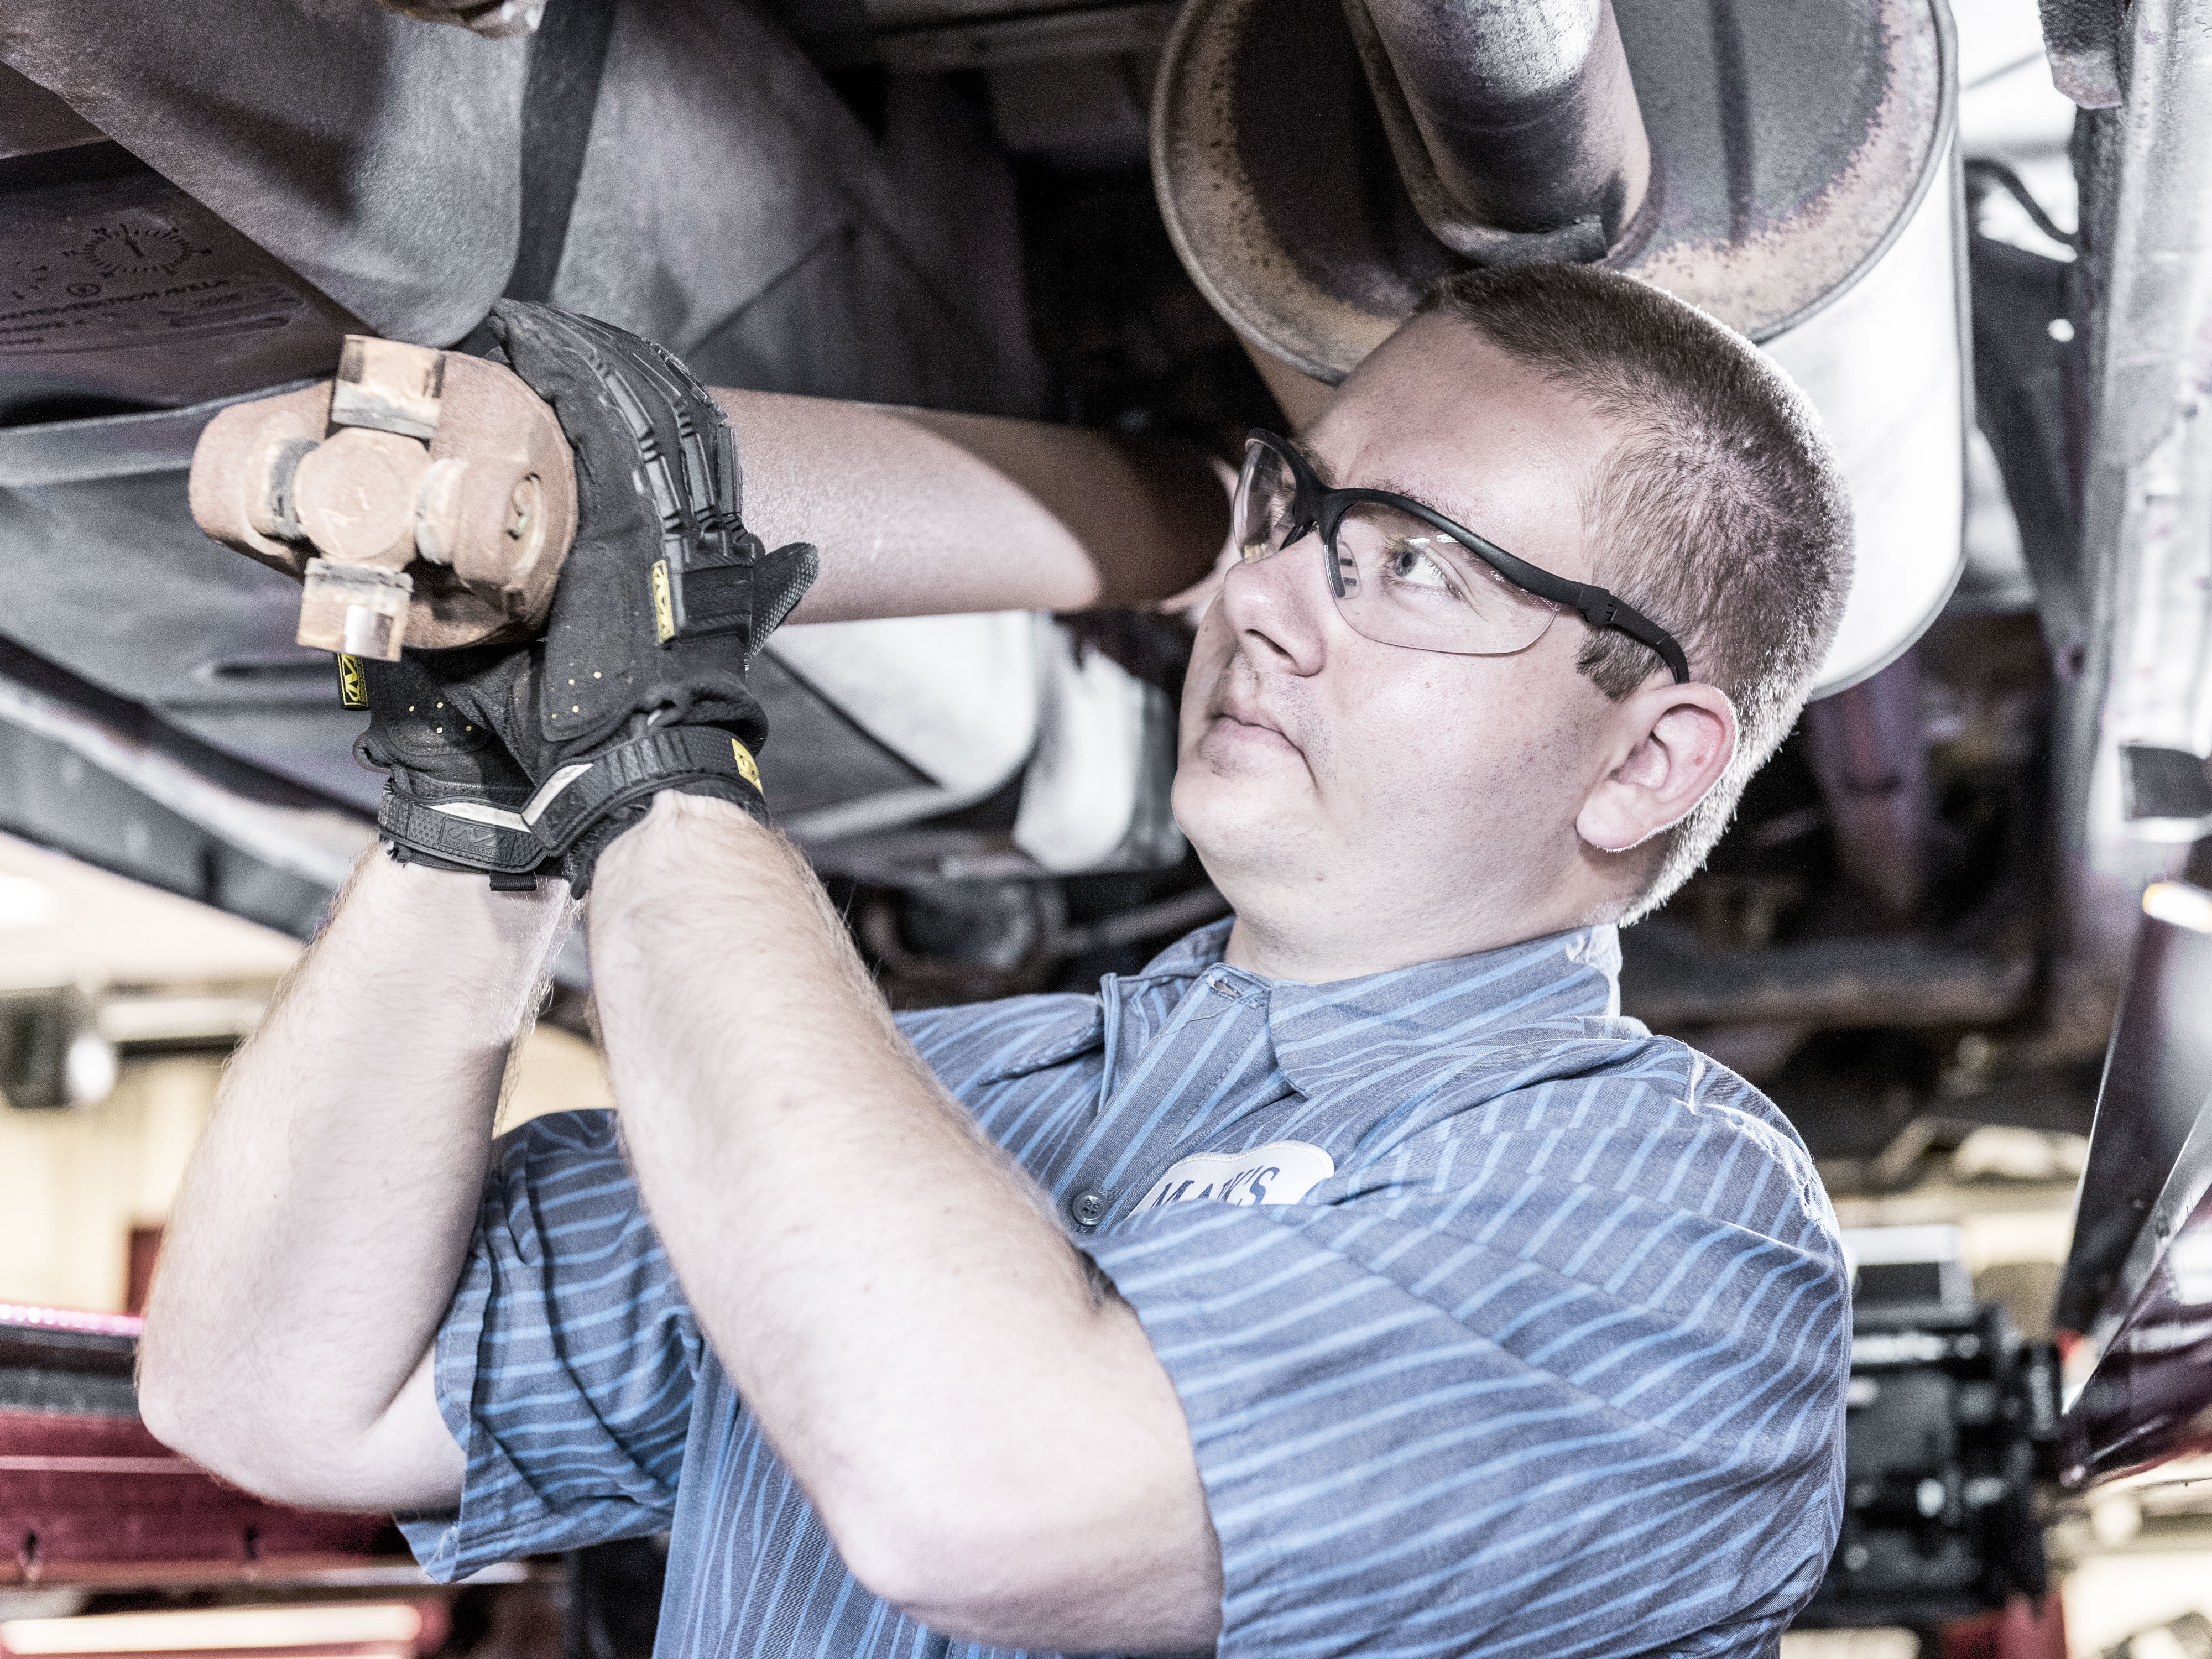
460, 301, 818, 891
346, 298, 827, 893
588, 796, 1224, 1652
353, 645, 551, 884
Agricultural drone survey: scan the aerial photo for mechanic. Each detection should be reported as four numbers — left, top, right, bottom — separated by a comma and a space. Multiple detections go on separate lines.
140, 260, 1855, 1659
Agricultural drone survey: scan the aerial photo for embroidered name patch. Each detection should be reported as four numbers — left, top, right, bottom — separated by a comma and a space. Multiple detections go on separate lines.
1134, 1141, 1336, 1213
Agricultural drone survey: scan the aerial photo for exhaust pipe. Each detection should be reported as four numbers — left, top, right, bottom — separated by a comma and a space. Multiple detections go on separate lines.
1348, 0, 1651, 262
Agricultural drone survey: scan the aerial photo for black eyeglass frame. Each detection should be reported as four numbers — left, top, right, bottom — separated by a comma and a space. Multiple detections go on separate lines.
1244, 430, 1691, 685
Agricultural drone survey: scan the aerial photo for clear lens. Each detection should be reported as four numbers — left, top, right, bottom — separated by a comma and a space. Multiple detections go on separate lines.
1230, 436, 1557, 658
1233, 438, 1304, 564
1329, 500, 1557, 656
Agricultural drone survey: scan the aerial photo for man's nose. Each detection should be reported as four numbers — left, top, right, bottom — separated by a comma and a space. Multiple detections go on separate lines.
1217, 534, 1332, 673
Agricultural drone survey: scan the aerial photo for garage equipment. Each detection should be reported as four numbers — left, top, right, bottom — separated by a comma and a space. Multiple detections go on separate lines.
0, 1306, 392, 1582
1797, 1228, 2059, 1627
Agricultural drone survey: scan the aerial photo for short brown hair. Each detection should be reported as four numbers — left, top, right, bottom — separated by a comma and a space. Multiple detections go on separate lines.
1415, 263, 1854, 921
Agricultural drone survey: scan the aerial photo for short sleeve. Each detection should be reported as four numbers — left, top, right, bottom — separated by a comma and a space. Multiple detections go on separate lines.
399, 1110, 702, 1580
1079, 1090, 1849, 1659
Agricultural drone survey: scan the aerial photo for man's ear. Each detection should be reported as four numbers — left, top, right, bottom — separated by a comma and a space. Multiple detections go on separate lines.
1576, 681, 1739, 854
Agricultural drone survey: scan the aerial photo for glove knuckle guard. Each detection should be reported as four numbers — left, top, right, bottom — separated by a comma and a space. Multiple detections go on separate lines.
478, 301, 815, 889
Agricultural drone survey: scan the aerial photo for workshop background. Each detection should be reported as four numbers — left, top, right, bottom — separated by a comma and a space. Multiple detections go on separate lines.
5, 0, 2212, 1653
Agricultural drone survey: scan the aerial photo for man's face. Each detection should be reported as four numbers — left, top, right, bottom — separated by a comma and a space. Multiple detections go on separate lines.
1175, 315, 1633, 979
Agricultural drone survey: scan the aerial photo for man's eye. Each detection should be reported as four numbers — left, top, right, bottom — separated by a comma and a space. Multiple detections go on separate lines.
1387, 541, 1459, 593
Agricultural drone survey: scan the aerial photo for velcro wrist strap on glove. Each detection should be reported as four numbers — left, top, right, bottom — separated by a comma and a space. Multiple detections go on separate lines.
521, 724, 766, 853
376, 791, 549, 877
352, 649, 551, 885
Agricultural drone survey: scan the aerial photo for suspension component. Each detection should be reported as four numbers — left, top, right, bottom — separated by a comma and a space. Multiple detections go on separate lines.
190, 336, 578, 660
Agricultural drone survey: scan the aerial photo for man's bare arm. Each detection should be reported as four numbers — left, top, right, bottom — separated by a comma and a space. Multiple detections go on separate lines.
716, 390, 1229, 623
588, 794, 1223, 1653
136, 859, 570, 1510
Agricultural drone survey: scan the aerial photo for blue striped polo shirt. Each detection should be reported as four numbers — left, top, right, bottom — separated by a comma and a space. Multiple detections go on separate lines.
400, 920, 1849, 1659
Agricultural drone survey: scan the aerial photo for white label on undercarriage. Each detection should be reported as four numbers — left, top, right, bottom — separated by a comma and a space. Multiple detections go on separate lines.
1135, 1141, 1336, 1213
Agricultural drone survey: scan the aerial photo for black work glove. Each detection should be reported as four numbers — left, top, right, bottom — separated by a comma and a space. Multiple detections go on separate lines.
348, 646, 554, 886
472, 301, 818, 893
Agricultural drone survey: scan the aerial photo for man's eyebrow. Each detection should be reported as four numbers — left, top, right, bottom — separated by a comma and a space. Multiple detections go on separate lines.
1291, 436, 1504, 545
1292, 437, 1416, 504
1360, 473, 1498, 541
1287, 434, 1337, 488
1368, 473, 1448, 507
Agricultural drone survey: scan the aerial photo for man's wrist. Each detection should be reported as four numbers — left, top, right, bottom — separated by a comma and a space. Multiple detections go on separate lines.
319, 850, 576, 1041
615, 789, 776, 854
363, 841, 576, 931
586, 790, 778, 900
647, 791, 773, 830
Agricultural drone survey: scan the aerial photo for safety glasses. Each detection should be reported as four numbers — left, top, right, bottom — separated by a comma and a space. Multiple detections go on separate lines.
1230, 431, 1689, 683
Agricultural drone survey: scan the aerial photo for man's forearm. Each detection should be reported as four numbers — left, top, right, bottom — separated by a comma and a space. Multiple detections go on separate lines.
588, 796, 1219, 1651
138, 855, 571, 1510
715, 390, 1229, 623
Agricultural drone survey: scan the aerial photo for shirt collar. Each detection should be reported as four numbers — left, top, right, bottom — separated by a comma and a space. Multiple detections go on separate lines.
1260, 926, 1623, 1096
1136, 918, 1624, 1098
974, 918, 1624, 1087
1139, 917, 1618, 1014
1134, 917, 1237, 979
971, 920, 1233, 1084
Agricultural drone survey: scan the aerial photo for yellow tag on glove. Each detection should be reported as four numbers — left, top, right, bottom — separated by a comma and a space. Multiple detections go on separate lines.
337, 654, 368, 709
651, 560, 675, 643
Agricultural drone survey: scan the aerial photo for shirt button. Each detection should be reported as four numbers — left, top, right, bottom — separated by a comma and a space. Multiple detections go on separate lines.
1071, 1188, 1108, 1228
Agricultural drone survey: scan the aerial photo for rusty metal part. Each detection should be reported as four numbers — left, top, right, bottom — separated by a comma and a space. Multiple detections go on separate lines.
189, 338, 577, 661
1803, 651, 1932, 920
1152, 0, 1954, 382
1343, 0, 1650, 263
